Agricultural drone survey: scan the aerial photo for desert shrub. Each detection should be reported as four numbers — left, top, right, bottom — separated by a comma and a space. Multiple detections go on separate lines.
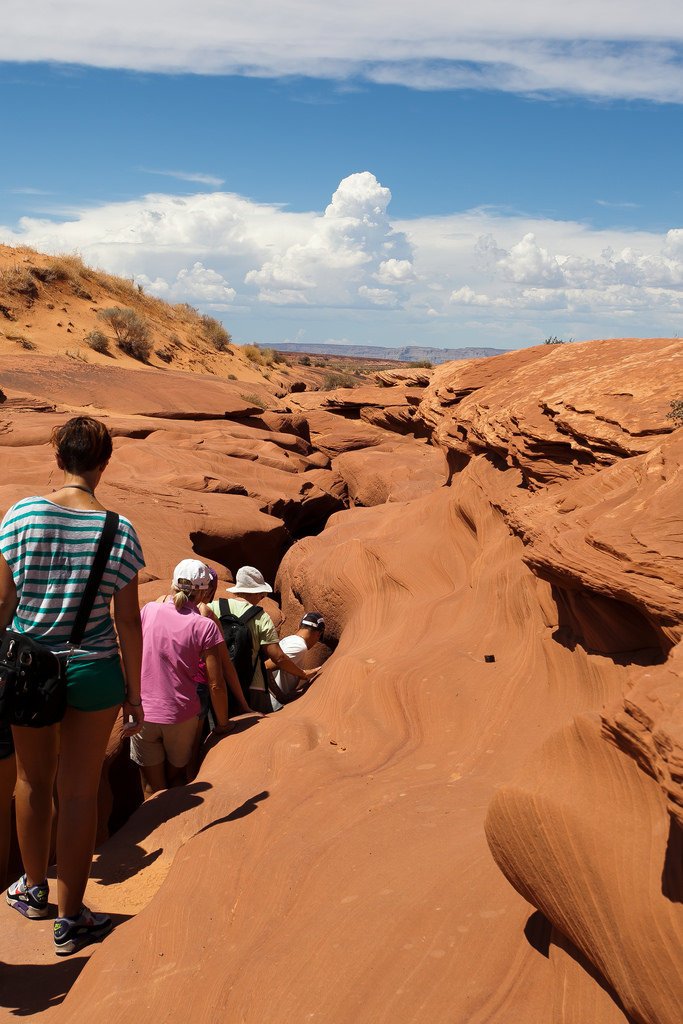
65, 348, 89, 362
242, 344, 264, 364
11, 335, 36, 350
240, 392, 267, 410
300, 355, 311, 366
322, 371, 356, 390
156, 346, 174, 363
201, 314, 232, 351
272, 350, 287, 363
667, 399, 683, 426
97, 306, 152, 361
227, 373, 237, 380
314, 359, 326, 367
175, 302, 200, 317
409, 359, 433, 368
84, 330, 110, 354
72, 282, 93, 301
0, 266, 39, 301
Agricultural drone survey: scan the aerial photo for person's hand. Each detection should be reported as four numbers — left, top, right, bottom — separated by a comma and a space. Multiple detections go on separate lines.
212, 722, 235, 738
122, 700, 144, 735
303, 667, 320, 680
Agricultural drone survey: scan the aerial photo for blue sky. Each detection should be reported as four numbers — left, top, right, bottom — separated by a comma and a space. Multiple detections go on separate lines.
2, 2, 683, 351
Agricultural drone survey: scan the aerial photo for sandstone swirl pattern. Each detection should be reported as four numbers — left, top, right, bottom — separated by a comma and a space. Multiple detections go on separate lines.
0, 338, 680, 1024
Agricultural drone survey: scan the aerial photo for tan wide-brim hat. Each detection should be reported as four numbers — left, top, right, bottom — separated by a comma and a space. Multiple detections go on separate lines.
227, 566, 273, 594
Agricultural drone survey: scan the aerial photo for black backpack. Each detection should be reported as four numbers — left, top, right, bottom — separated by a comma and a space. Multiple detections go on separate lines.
216, 599, 264, 701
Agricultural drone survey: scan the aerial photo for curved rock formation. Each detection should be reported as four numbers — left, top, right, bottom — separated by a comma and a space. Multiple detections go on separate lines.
0, 337, 680, 1024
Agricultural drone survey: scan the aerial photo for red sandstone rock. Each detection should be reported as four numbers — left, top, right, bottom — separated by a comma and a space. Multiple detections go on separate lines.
1, 338, 680, 1024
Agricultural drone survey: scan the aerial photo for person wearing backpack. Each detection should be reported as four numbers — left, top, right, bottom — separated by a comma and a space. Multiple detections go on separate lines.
209, 567, 318, 714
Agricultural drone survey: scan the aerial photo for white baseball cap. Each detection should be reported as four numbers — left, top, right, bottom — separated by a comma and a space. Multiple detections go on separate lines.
173, 559, 212, 593
227, 566, 273, 594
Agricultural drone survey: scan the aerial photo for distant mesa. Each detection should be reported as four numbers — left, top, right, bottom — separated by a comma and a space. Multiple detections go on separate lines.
261, 341, 510, 364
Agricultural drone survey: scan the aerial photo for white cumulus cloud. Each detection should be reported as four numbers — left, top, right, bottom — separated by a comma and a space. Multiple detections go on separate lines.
138, 262, 236, 304
2, 2, 683, 102
1, 172, 683, 348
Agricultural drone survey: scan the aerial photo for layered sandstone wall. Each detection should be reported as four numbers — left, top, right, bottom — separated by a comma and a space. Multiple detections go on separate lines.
1, 337, 680, 1023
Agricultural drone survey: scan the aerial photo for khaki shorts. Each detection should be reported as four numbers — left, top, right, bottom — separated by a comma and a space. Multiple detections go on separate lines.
130, 717, 198, 769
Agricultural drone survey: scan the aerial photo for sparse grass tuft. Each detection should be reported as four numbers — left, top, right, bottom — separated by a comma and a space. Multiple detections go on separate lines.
242, 344, 264, 364
240, 392, 268, 409
200, 314, 232, 351
322, 371, 357, 390
97, 306, 152, 361
0, 266, 40, 301
667, 399, 683, 426
409, 359, 433, 368
9, 334, 37, 350
84, 329, 110, 354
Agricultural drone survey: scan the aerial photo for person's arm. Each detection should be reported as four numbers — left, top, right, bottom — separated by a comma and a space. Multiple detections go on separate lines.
113, 575, 144, 733
0, 553, 18, 635
263, 642, 319, 684
204, 645, 230, 731
216, 641, 252, 715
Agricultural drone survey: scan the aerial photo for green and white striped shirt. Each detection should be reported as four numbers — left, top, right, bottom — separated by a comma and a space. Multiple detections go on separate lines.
0, 496, 145, 659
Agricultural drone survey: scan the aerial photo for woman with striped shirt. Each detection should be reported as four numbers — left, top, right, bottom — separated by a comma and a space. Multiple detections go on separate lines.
0, 416, 145, 955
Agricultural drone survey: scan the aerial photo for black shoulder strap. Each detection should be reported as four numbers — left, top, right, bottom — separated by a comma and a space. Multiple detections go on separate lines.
239, 605, 264, 684
216, 600, 263, 626
239, 605, 263, 626
69, 510, 120, 648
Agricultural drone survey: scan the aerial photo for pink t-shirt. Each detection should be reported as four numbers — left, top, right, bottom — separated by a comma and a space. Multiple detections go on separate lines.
140, 600, 223, 724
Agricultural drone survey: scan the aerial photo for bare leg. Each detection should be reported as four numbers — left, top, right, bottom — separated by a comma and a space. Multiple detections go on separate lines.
0, 753, 17, 889
12, 724, 59, 886
56, 705, 118, 917
165, 761, 189, 788
139, 762, 167, 797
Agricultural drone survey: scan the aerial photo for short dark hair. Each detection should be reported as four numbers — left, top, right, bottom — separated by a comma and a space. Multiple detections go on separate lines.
51, 416, 113, 473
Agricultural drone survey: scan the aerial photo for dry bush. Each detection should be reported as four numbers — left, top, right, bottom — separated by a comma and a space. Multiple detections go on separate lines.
0, 266, 40, 301
240, 392, 267, 409
9, 334, 37, 350
156, 346, 174, 363
84, 330, 110, 354
200, 314, 232, 351
97, 306, 152, 361
242, 344, 264, 364
668, 399, 683, 426
322, 371, 356, 390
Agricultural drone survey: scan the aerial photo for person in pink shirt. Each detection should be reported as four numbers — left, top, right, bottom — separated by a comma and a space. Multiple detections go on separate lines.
131, 559, 230, 795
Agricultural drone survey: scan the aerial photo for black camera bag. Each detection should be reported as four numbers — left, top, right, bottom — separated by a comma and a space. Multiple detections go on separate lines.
0, 510, 119, 728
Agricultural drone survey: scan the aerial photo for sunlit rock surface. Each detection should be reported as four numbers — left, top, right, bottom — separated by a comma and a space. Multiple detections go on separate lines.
0, 337, 681, 1023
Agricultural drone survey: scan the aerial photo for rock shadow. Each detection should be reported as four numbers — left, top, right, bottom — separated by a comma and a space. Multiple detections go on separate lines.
523, 914, 637, 1024
0, 913, 131, 1015
90, 781, 211, 886
549, 585, 669, 667
193, 789, 269, 837
523, 909, 551, 957
662, 817, 683, 904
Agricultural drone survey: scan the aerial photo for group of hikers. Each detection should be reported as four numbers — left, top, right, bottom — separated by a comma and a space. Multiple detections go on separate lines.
0, 415, 325, 956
